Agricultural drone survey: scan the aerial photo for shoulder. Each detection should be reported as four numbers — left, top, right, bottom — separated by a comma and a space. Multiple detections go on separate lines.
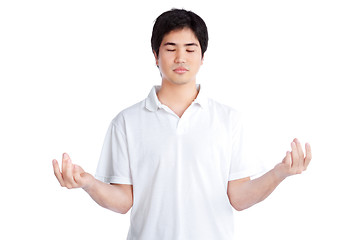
111, 99, 146, 127
207, 97, 243, 122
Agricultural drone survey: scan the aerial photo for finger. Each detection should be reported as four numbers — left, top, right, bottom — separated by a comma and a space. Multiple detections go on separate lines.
62, 153, 76, 188
304, 143, 312, 170
290, 141, 299, 169
52, 159, 65, 187
61, 153, 68, 173
294, 138, 305, 168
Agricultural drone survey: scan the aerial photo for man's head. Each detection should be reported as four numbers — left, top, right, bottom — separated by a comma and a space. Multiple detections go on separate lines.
151, 9, 208, 85
151, 9, 208, 59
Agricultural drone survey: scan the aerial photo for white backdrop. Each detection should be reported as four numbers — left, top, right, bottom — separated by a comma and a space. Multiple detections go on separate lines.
1, 0, 359, 239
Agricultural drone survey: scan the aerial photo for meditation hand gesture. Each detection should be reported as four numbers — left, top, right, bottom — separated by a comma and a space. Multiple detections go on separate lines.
52, 153, 94, 190
274, 138, 312, 180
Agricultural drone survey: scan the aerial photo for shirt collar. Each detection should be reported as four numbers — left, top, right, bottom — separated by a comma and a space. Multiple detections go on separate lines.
145, 84, 208, 112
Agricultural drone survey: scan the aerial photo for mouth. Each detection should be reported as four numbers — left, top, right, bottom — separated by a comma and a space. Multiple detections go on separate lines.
173, 67, 189, 74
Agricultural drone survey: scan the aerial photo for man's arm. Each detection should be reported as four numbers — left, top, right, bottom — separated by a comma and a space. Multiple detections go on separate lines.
227, 138, 312, 211
52, 153, 133, 214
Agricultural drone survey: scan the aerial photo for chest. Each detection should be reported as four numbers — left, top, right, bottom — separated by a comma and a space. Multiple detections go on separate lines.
125, 111, 232, 180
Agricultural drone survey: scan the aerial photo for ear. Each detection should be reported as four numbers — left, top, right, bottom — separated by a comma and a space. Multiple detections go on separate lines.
201, 54, 205, 65
153, 50, 159, 67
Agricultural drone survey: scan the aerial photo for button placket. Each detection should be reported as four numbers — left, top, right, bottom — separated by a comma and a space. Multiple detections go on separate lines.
176, 104, 196, 134
177, 119, 185, 134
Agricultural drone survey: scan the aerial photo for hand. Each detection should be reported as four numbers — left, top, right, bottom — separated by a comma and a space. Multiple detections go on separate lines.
274, 138, 312, 179
52, 153, 94, 190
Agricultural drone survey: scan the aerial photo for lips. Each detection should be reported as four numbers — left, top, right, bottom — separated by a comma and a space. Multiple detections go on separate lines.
173, 67, 188, 74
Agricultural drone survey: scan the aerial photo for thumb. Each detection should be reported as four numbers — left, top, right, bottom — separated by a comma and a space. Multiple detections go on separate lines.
283, 151, 291, 166
73, 164, 85, 174
74, 165, 94, 189
73, 165, 89, 187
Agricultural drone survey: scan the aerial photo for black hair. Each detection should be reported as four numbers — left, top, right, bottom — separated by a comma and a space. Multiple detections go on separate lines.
151, 9, 208, 58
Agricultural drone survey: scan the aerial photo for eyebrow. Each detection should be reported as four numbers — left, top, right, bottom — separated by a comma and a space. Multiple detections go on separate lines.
163, 42, 199, 47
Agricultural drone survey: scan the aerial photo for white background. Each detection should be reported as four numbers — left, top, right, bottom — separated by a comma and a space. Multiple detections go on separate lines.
1, 0, 359, 239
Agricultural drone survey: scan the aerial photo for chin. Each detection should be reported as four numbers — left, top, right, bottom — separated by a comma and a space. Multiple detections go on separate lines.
171, 76, 196, 85
177, 81, 195, 86
173, 80, 191, 85
165, 78, 192, 85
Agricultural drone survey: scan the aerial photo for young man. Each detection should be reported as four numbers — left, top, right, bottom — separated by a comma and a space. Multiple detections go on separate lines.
52, 9, 312, 240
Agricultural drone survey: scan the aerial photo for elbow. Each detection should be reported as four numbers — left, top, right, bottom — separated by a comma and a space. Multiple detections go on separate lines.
117, 201, 133, 214
117, 208, 130, 215
230, 198, 253, 212
121, 197, 134, 214
232, 203, 243, 212
120, 204, 132, 214
231, 202, 247, 212
232, 203, 252, 212
111, 205, 132, 214
105, 200, 133, 214
113, 188, 134, 214
230, 198, 242, 211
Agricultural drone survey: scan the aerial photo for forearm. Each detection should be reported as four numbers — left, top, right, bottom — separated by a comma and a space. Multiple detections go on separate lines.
53, 154, 133, 214
229, 139, 312, 211
230, 168, 285, 211
83, 178, 131, 214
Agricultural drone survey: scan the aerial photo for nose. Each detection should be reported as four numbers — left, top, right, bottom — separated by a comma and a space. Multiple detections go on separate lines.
174, 50, 186, 63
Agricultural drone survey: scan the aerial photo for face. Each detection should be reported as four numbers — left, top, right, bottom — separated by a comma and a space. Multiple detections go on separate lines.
154, 28, 204, 85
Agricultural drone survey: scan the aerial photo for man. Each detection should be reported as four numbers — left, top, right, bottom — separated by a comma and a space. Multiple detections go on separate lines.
52, 8, 312, 240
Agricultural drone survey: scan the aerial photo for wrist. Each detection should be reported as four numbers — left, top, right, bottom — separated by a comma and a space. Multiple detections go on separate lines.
272, 165, 287, 183
81, 173, 96, 191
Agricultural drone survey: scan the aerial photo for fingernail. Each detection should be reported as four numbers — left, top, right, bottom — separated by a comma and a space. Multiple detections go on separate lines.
63, 153, 68, 160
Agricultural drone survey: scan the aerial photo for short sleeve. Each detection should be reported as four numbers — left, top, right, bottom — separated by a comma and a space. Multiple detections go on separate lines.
95, 115, 133, 184
228, 110, 258, 181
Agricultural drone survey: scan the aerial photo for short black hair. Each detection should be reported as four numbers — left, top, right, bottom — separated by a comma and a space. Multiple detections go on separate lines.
151, 9, 209, 58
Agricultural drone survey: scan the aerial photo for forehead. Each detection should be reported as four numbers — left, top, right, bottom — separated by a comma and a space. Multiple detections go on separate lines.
161, 27, 200, 45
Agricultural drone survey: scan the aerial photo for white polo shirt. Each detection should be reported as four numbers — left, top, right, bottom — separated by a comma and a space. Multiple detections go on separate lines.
95, 84, 256, 240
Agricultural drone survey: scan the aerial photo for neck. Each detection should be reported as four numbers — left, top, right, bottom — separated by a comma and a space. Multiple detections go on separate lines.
157, 79, 199, 109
